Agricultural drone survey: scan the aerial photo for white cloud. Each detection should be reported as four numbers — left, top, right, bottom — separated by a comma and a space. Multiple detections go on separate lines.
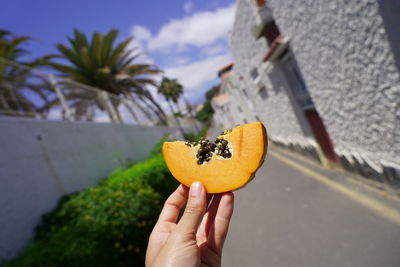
129, 25, 154, 65
147, 3, 236, 52
183, 1, 194, 13
131, 25, 152, 46
173, 56, 191, 65
201, 43, 227, 56
128, 2, 237, 104
164, 52, 232, 95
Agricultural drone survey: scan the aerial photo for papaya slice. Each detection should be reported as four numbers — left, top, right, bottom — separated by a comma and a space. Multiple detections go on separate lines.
162, 122, 268, 193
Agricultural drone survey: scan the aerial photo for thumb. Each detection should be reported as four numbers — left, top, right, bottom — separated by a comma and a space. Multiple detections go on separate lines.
177, 181, 207, 235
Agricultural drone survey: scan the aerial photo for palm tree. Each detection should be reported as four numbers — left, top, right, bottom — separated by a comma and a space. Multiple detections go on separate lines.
0, 30, 53, 117
158, 77, 185, 135
0, 30, 30, 60
183, 96, 200, 133
45, 29, 167, 124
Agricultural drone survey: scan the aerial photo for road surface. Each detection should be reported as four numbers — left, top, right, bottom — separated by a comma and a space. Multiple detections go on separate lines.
221, 146, 400, 267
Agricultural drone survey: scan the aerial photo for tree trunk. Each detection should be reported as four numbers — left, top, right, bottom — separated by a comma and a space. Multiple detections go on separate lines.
183, 97, 200, 133
143, 92, 168, 125
138, 95, 168, 125
126, 93, 154, 122
168, 100, 185, 137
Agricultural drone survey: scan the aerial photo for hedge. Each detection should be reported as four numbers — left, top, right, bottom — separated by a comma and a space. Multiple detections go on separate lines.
2, 138, 178, 267
2, 129, 211, 266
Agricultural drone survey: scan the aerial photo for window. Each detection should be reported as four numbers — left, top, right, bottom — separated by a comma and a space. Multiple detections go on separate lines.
250, 68, 259, 80
259, 86, 268, 100
242, 89, 249, 99
264, 21, 281, 46
238, 106, 243, 113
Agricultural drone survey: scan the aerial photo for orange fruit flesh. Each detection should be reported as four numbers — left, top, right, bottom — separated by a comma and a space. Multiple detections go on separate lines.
162, 122, 268, 193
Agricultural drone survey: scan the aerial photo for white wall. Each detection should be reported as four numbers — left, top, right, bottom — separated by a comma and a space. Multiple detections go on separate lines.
229, 0, 308, 143
269, 0, 400, 165
0, 117, 178, 261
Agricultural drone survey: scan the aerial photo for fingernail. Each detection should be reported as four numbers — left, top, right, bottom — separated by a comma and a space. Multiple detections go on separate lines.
190, 182, 202, 197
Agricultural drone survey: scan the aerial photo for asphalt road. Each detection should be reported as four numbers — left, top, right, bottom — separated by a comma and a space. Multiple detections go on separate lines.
221, 147, 400, 267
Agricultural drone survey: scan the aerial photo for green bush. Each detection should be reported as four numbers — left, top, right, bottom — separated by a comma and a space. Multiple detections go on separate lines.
183, 132, 197, 142
3, 181, 160, 267
195, 100, 214, 123
107, 153, 178, 201
2, 138, 179, 267
198, 126, 209, 139
147, 136, 170, 159
183, 127, 209, 143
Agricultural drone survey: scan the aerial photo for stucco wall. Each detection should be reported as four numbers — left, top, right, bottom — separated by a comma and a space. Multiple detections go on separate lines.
229, 0, 309, 143
269, 0, 400, 165
0, 118, 178, 261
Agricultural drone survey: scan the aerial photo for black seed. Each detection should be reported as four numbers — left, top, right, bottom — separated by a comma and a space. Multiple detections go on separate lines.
225, 151, 232, 158
197, 159, 203, 165
205, 157, 210, 162
215, 139, 220, 143
209, 143, 216, 150
221, 140, 228, 146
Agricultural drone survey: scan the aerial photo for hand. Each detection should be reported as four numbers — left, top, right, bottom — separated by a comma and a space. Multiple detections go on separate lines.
145, 182, 234, 267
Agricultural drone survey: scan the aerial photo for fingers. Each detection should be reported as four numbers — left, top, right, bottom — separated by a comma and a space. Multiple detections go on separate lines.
197, 194, 223, 243
157, 184, 189, 224
146, 185, 189, 267
199, 242, 221, 267
207, 192, 234, 256
176, 181, 207, 235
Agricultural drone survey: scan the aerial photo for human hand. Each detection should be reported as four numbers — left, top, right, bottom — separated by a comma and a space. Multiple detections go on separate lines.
145, 182, 234, 267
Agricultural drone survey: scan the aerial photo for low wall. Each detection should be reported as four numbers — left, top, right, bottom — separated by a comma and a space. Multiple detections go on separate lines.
0, 118, 178, 261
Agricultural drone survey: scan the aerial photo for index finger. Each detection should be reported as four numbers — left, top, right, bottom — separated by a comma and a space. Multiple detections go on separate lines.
157, 184, 189, 224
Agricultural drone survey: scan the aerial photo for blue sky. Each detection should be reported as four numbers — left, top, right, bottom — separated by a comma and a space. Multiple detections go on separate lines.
1, 0, 236, 104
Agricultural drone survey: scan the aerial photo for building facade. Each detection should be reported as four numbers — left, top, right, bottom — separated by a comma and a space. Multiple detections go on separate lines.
218, 0, 400, 187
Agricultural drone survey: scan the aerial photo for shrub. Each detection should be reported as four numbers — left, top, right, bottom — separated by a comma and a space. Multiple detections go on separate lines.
3, 181, 160, 267
147, 136, 170, 159
107, 153, 178, 201
198, 126, 209, 139
195, 100, 214, 123
183, 127, 209, 143
2, 138, 179, 267
183, 132, 197, 142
